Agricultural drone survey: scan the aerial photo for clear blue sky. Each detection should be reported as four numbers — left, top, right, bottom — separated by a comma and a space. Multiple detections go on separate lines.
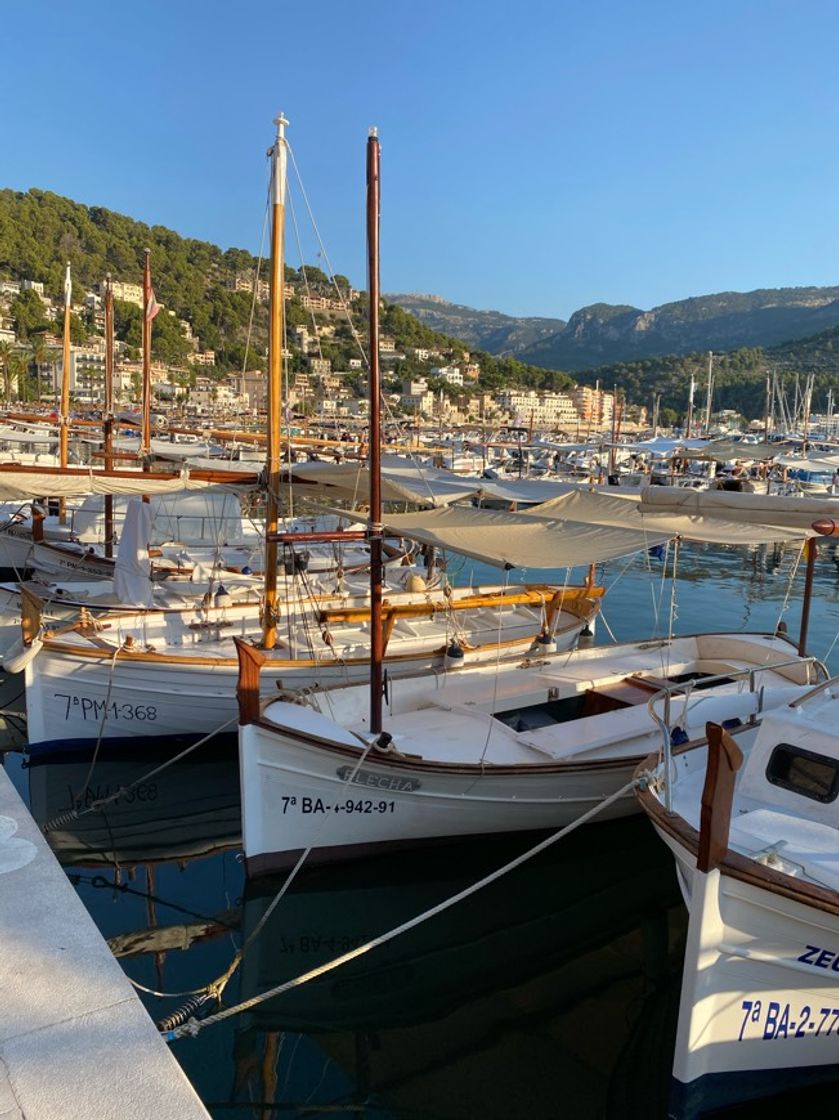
3, 0, 838, 318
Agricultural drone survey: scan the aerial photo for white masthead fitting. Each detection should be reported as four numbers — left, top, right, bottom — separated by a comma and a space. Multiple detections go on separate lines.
369, 126, 379, 138
274, 112, 289, 140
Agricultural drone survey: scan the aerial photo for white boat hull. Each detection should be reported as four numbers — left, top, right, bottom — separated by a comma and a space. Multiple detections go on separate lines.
24, 612, 586, 750
239, 632, 814, 874
652, 833, 839, 1118
239, 711, 640, 875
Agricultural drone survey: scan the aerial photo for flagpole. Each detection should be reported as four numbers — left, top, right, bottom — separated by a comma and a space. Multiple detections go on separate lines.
262, 113, 288, 650
141, 248, 153, 473
58, 261, 72, 523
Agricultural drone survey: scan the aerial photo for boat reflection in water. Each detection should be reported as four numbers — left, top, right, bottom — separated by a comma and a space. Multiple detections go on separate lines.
24, 742, 243, 1006
231, 817, 683, 1119
26, 740, 241, 868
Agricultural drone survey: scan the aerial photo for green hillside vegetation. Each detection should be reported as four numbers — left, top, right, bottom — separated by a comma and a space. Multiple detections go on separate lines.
0, 188, 570, 395
1, 187, 833, 421
573, 327, 839, 422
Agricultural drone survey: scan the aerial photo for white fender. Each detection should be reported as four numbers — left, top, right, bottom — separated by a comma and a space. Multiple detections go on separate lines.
2, 636, 43, 674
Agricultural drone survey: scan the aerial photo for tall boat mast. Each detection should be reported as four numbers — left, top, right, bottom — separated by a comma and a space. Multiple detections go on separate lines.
262, 113, 289, 650
367, 127, 384, 734
141, 249, 153, 468
103, 275, 115, 556
685, 373, 695, 440
58, 261, 72, 522
703, 351, 714, 436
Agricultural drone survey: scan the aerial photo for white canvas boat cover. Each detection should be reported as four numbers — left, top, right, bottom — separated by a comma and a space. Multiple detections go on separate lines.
775, 453, 839, 473
381, 488, 806, 570
114, 499, 154, 607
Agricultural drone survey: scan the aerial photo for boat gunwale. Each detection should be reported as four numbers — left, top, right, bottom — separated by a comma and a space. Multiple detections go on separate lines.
635, 748, 839, 918
249, 708, 653, 778
39, 622, 590, 668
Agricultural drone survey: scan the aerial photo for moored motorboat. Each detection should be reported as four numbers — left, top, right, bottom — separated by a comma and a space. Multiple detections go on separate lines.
635, 677, 839, 1118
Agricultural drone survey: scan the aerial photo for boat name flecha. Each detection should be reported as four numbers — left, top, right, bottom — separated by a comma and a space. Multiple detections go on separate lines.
336, 766, 421, 792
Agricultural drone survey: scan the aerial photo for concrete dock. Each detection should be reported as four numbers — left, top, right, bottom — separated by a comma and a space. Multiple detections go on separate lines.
0, 764, 210, 1120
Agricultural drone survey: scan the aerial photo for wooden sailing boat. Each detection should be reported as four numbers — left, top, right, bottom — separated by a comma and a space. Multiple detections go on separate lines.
19, 116, 599, 753
233, 129, 825, 875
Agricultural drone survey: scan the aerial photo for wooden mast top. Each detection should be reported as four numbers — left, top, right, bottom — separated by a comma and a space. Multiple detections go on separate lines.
59, 262, 72, 470
262, 112, 289, 650
367, 127, 384, 734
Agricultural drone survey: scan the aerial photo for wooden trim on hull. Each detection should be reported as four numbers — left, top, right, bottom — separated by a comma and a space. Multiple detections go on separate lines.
40, 610, 593, 669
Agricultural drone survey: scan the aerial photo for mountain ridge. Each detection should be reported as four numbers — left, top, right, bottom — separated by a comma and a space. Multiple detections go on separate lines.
390, 286, 839, 372
385, 293, 566, 356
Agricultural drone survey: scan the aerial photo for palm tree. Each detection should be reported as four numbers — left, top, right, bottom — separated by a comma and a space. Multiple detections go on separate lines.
29, 333, 48, 404
0, 341, 12, 405
9, 353, 27, 403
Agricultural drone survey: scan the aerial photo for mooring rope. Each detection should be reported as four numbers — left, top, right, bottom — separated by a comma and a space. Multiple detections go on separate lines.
41, 713, 238, 833
163, 775, 639, 1041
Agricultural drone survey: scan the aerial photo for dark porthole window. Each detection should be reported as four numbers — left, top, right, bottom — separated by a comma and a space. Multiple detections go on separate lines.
766, 744, 839, 804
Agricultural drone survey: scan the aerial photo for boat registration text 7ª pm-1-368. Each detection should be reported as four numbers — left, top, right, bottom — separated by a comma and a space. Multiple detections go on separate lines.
53, 693, 158, 722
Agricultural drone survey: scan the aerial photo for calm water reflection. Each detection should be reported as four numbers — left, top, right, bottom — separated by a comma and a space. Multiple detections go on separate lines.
6, 540, 839, 1118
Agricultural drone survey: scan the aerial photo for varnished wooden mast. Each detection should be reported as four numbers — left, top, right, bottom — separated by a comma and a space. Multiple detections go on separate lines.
103, 275, 115, 557
798, 536, 817, 655
141, 249, 153, 469
58, 261, 72, 522
262, 113, 289, 650
367, 128, 384, 734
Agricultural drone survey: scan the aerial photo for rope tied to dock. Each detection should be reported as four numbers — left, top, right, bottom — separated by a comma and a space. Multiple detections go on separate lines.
162, 774, 641, 1042
41, 714, 238, 833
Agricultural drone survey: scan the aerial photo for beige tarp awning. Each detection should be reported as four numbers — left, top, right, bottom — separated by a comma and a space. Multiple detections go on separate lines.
638, 486, 839, 530
286, 460, 480, 506
285, 457, 584, 507
0, 467, 242, 501
680, 440, 789, 461
382, 488, 808, 570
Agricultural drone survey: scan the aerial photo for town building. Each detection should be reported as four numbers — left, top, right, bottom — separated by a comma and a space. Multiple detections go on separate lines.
189, 350, 216, 367
431, 365, 464, 386
99, 280, 144, 307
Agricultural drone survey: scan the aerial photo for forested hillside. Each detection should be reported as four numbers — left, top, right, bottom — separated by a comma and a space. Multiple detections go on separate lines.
0, 188, 570, 390
1, 187, 834, 422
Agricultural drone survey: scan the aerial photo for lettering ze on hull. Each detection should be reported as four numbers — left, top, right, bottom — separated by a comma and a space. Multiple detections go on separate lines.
336, 766, 421, 792
798, 945, 839, 971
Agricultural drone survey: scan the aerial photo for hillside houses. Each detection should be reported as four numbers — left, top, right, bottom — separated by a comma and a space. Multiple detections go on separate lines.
0, 267, 621, 430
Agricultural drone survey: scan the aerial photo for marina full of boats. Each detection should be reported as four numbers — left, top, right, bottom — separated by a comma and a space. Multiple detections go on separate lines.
8, 119, 839, 1119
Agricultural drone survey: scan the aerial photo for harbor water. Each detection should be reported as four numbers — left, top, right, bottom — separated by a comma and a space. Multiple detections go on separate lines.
5, 538, 839, 1119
